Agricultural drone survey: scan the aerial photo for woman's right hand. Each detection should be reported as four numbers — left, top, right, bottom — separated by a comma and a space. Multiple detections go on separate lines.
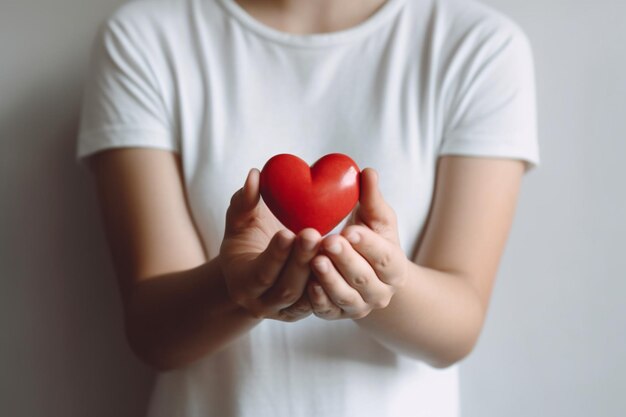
219, 168, 322, 322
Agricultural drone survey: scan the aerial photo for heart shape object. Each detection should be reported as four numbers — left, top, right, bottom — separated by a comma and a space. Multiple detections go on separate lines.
259, 153, 361, 235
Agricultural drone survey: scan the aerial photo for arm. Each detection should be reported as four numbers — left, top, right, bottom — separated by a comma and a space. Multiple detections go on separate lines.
87, 148, 320, 371
88, 148, 256, 371
307, 156, 525, 368
363, 156, 524, 368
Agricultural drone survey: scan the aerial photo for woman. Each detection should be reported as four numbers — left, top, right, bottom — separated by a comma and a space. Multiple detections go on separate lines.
76, 0, 540, 415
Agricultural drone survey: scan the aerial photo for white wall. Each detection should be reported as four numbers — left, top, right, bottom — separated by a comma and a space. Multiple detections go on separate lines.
1, 1, 154, 416
459, 1, 626, 416
1, 1, 624, 416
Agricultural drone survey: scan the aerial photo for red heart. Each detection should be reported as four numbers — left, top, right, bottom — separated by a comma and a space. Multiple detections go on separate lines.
259, 153, 361, 235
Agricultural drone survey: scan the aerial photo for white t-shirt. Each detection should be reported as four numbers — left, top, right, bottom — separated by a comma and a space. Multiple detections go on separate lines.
76, 0, 540, 415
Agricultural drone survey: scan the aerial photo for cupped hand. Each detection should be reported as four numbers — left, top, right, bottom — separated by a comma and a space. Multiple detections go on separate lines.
219, 168, 322, 322
306, 168, 409, 320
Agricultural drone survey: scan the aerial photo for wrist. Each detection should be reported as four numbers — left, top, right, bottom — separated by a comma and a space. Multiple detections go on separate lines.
205, 255, 239, 313
393, 254, 411, 293
211, 254, 265, 322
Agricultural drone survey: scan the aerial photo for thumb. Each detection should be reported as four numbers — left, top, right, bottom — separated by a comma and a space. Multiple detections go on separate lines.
228, 168, 261, 219
241, 168, 261, 209
356, 168, 394, 228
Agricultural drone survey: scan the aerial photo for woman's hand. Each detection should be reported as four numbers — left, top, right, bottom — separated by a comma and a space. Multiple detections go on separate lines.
306, 168, 409, 320
219, 168, 322, 322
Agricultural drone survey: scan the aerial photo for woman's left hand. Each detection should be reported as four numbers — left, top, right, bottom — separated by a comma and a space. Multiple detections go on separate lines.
307, 168, 409, 320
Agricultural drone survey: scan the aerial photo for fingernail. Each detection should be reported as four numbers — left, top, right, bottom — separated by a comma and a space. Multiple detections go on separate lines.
313, 284, 323, 295
313, 259, 328, 273
346, 232, 360, 244
326, 241, 342, 255
243, 169, 253, 190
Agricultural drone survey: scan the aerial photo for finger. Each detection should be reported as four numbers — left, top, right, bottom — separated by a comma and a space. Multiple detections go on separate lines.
321, 234, 392, 308
275, 293, 314, 322
310, 254, 368, 317
225, 168, 261, 231
243, 229, 295, 299
307, 279, 342, 320
259, 228, 322, 309
341, 225, 407, 287
356, 168, 396, 233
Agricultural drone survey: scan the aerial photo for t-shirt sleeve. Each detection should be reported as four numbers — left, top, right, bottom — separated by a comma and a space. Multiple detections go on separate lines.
75, 17, 178, 166
438, 19, 540, 172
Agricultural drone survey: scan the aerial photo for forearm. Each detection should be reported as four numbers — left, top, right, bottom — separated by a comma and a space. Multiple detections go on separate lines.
125, 255, 261, 371
354, 261, 485, 368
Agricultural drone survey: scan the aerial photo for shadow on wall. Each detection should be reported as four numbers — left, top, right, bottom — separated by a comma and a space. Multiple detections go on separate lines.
1, 70, 154, 416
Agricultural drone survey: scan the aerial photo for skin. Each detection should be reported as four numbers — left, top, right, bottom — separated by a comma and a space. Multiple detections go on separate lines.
234, 0, 389, 35
87, 149, 524, 370
219, 168, 322, 322
84, 1, 527, 370
309, 160, 525, 366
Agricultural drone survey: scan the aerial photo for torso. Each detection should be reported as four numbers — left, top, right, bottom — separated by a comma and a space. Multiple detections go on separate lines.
94, 0, 530, 415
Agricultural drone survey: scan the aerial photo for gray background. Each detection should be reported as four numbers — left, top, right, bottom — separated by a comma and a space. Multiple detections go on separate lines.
1, 0, 624, 416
